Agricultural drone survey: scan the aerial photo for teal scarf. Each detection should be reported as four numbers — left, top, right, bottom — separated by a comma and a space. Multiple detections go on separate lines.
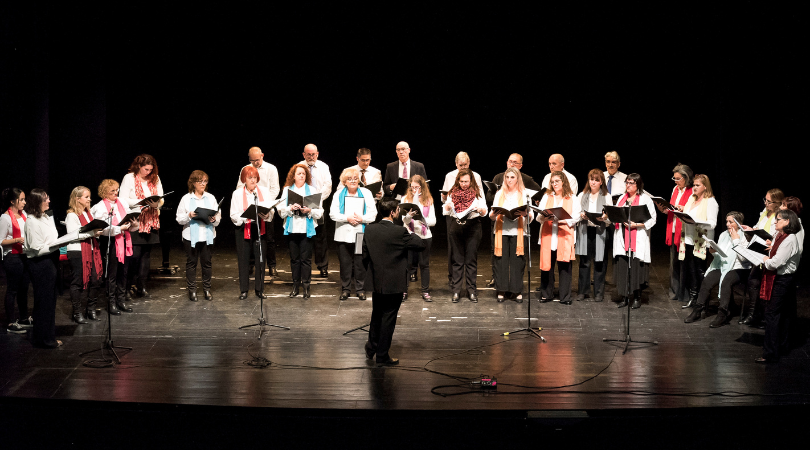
284, 184, 317, 238
339, 186, 366, 232
189, 194, 214, 245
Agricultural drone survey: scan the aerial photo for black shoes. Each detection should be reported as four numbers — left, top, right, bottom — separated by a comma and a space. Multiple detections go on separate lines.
117, 301, 133, 313
136, 288, 150, 298
72, 312, 88, 324
239, 291, 248, 300
410, 274, 418, 282
255, 291, 268, 299
684, 306, 703, 323
289, 282, 300, 298
318, 269, 328, 278
617, 297, 628, 308
709, 310, 728, 328
451, 293, 460, 303
270, 266, 279, 277
108, 300, 121, 316
486, 278, 496, 288
85, 308, 100, 321
189, 291, 198, 302
204, 290, 213, 301
302, 283, 311, 298
469, 293, 478, 303
376, 357, 399, 366
560, 300, 572, 305
358, 292, 367, 301
339, 292, 349, 301
631, 298, 641, 309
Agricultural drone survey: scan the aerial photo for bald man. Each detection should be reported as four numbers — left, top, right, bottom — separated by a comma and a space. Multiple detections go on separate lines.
298, 143, 333, 278
383, 141, 427, 199
236, 147, 280, 275
540, 154, 578, 194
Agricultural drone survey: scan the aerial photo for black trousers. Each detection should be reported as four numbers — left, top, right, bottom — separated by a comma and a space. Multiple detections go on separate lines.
448, 218, 482, 295
447, 216, 454, 283
540, 250, 573, 302
668, 234, 688, 301
67, 251, 102, 312
3, 253, 30, 323
127, 244, 152, 291
746, 266, 764, 318
337, 241, 366, 293
577, 227, 608, 298
183, 239, 213, 291
696, 268, 748, 312
29, 254, 58, 347
408, 237, 432, 293
681, 244, 706, 296
288, 233, 313, 283
763, 274, 795, 360
100, 239, 128, 303
493, 235, 526, 294
365, 292, 402, 361
235, 225, 268, 293
312, 217, 329, 271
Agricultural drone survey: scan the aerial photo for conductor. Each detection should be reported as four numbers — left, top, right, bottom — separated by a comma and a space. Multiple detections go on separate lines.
363, 199, 426, 365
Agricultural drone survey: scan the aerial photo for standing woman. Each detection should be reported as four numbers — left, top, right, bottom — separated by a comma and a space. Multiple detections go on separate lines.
757, 209, 802, 363
575, 169, 613, 302
230, 166, 273, 300
676, 174, 719, 308
119, 154, 163, 299
489, 168, 532, 302
402, 175, 437, 302
177, 170, 221, 302
90, 179, 135, 316
23, 189, 62, 348
277, 164, 323, 298
613, 173, 657, 309
64, 187, 105, 324
329, 168, 377, 301
740, 188, 784, 326
657, 163, 693, 303
443, 169, 488, 303
537, 171, 580, 305
1, 188, 32, 334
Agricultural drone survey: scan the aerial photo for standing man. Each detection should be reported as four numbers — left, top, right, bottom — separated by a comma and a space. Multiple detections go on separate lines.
541, 154, 578, 194
363, 199, 425, 365
299, 143, 333, 278
604, 151, 627, 198
441, 152, 486, 286
383, 141, 427, 199
343, 148, 383, 199
236, 146, 281, 275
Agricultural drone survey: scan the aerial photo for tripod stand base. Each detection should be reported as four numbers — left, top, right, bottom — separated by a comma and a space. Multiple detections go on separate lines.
343, 323, 370, 335
503, 327, 546, 341
79, 340, 132, 364
240, 318, 290, 340
603, 335, 658, 354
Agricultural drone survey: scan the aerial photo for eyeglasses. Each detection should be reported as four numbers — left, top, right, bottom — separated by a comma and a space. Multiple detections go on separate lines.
195, 180, 208, 184
671, 177, 683, 182
625, 181, 636, 185
550, 179, 562, 185
605, 160, 618, 165
776, 217, 789, 222
763, 198, 777, 205
346, 177, 359, 182
396, 148, 409, 152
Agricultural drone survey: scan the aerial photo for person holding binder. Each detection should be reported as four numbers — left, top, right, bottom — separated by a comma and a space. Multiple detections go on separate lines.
684, 211, 751, 327
489, 168, 533, 302
658, 163, 693, 303
329, 168, 377, 301
443, 169, 487, 303
575, 169, 613, 302
90, 179, 136, 316
612, 173, 657, 309
1, 188, 32, 334
23, 189, 62, 348
401, 175, 437, 301
177, 170, 221, 302
230, 166, 274, 300
536, 171, 580, 304
64, 186, 105, 324
675, 174, 718, 309
278, 164, 324, 298
119, 154, 164, 299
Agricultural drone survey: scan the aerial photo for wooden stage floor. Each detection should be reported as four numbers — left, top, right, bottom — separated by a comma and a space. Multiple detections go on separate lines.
2, 241, 809, 446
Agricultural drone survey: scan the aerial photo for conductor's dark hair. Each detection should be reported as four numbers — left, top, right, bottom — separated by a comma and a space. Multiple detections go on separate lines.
3, 187, 24, 208
626, 173, 644, 193
25, 188, 48, 219
777, 209, 801, 235
378, 199, 399, 218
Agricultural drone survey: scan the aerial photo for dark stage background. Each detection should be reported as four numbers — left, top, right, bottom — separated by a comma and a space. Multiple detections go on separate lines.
1, 4, 805, 255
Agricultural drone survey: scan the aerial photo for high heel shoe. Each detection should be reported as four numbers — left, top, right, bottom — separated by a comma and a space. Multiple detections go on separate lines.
72, 312, 88, 324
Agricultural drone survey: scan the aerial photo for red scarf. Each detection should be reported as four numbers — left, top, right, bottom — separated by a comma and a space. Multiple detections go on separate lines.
135, 176, 161, 233
450, 187, 476, 213
759, 232, 788, 301
242, 187, 265, 239
665, 186, 692, 246
103, 198, 133, 263
6, 208, 26, 254
78, 210, 103, 288
616, 193, 641, 252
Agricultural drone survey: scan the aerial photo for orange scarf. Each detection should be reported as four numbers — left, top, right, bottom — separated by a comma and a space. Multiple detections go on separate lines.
539, 194, 574, 270
493, 190, 523, 257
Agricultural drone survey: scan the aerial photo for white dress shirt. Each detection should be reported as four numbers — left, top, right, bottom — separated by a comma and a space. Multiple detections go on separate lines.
236, 160, 280, 200
537, 194, 581, 249
764, 233, 801, 275
329, 186, 378, 243
605, 171, 627, 197
229, 186, 275, 226
176, 192, 222, 243
299, 159, 333, 200
342, 164, 382, 187
612, 194, 658, 263
23, 214, 59, 258
682, 197, 719, 245
574, 192, 614, 227
541, 169, 579, 195
402, 193, 437, 239
120, 173, 164, 210
277, 184, 324, 234
91, 199, 137, 236
442, 169, 486, 200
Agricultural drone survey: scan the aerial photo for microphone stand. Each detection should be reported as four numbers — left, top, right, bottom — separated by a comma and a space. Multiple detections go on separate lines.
240, 191, 289, 339
502, 194, 546, 341
81, 203, 131, 364
603, 205, 657, 354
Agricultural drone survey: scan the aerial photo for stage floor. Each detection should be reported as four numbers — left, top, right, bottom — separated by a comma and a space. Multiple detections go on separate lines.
2, 241, 809, 415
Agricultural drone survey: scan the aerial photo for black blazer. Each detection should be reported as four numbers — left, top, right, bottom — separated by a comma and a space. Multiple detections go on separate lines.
363, 219, 425, 294
383, 160, 427, 195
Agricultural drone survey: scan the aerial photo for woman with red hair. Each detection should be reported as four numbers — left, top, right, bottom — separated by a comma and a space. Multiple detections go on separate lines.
230, 165, 274, 300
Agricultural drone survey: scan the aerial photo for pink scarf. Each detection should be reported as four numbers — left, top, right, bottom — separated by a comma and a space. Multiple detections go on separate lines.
103, 198, 133, 263
134, 177, 160, 233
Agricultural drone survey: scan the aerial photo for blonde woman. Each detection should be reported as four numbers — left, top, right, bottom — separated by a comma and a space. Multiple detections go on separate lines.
65, 186, 105, 323
676, 174, 718, 309
489, 168, 533, 302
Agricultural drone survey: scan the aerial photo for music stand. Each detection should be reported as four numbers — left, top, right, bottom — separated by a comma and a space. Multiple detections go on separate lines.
602, 204, 658, 354
343, 231, 370, 335
502, 194, 546, 341
80, 205, 132, 364
240, 193, 289, 339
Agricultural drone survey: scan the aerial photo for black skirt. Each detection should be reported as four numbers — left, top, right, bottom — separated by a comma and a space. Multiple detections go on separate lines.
614, 255, 649, 297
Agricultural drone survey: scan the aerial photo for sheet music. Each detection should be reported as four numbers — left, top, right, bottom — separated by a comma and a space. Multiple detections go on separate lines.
703, 236, 726, 258
343, 196, 365, 218
732, 244, 765, 266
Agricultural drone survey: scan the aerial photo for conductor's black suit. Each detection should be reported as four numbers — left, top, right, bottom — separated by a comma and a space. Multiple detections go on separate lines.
363, 218, 425, 362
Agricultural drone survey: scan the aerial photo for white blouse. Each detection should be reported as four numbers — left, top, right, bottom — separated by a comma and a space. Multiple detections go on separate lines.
90, 199, 137, 236
230, 186, 275, 227
574, 192, 613, 227
329, 186, 378, 243
0, 213, 26, 257
682, 197, 719, 245
764, 233, 801, 275
65, 211, 103, 252
176, 192, 222, 243
120, 173, 164, 210
537, 193, 581, 249
491, 190, 534, 236
277, 184, 324, 234
401, 193, 437, 239
23, 214, 59, 258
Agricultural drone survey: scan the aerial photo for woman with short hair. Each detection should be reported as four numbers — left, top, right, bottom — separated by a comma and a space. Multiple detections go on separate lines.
657, 163, 693, 304
230, 165, 274, 300
177, 170, 221, 301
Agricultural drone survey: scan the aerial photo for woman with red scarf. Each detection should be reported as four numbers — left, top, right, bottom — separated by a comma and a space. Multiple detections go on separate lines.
612, 173, 657, 309
90, 179, 135, 316
656, 163, 693, 304
443, 169, 488, 303
65, 186, 106, 324
537, 171, 580, 304
120, 154, 163, 301
1, 188, 32, 334
756, 209, 801, 363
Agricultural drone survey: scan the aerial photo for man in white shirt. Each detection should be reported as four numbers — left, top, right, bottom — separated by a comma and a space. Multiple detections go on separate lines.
541, 154, 578, 194
604, 151, 627, 197
343, 148, 383, 199
236, 146, 281, 275
383, 141, 427, 199
441, 152, 486, 286
299, 143, 333, 278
